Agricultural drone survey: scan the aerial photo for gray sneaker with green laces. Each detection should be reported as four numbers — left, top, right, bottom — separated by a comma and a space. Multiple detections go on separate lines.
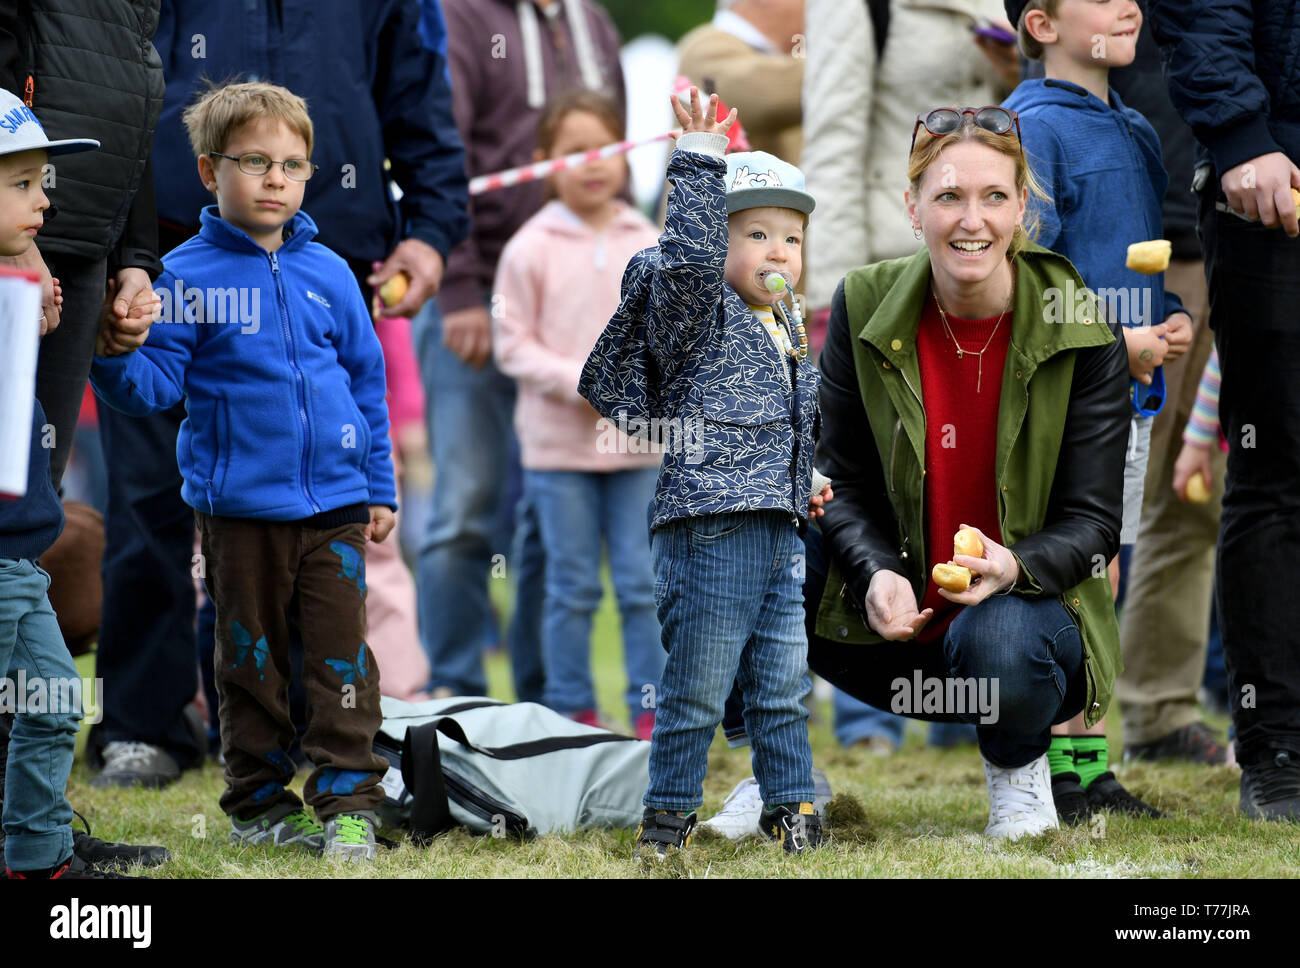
229, 803, 324, 851
321, 811, 379, 862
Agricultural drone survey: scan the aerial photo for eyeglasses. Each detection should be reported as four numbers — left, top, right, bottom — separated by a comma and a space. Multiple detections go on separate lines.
210, 151, 318, 182
909, 107, 1022, 154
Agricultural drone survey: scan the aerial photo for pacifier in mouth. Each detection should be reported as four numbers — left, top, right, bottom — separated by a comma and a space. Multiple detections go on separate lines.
758, 267, 793, 295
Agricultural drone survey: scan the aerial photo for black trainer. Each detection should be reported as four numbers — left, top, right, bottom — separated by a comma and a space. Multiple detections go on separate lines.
1086, 772, 1164, 818
72, 812, 170, 871
7, 854, 144, 880
1240, 750, 1300, 822
1050, 771, 1090, 825
1124, 722, 1227, 766
759, 803, 824, 854
635, 808, 697, 859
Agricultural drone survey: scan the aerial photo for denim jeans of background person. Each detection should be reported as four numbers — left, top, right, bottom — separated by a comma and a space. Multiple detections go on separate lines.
525, 467, 663, 728
412, 299, 545, 699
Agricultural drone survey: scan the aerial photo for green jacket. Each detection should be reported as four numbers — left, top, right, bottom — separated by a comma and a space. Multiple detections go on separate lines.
813, 242, 1130, 727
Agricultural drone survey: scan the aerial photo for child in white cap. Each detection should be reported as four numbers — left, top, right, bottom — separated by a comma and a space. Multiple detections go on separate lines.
581, 88, 832, 858
0, 89, 124, 880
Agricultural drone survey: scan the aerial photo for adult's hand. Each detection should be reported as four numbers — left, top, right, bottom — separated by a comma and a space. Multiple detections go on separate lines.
1172, 441, 1214, 502
865, 570, 933, 641
96, 267, 160, 356
1220, 151, 1300, 237
974, 22, 1021, 91
2, 245, 61, 333
369, 237, 445, 320
442, 304, 493, 368
937, 523, 1020, 605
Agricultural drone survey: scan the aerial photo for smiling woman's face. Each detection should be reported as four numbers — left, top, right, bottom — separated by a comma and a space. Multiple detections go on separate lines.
906, 139, 1026, 297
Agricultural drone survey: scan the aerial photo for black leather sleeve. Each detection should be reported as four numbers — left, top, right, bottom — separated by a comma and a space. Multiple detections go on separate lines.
1008, 315, 1130, 595
814, 279, 907, 609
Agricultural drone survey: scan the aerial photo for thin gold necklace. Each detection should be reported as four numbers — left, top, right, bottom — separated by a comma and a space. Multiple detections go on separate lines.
933, 269, 1014, 394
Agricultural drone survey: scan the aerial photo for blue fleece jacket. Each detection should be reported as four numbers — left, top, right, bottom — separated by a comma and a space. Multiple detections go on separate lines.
0, 398, 63, 561
1004, 78, 1186, 416
90, 207, 397, 521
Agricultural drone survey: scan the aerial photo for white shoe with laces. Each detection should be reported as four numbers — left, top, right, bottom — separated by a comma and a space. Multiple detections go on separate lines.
983, 753, 1058, 840
700, 777, 764, 840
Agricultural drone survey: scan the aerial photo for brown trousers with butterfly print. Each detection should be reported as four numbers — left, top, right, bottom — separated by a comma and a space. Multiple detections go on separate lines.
197, 512, 387, 821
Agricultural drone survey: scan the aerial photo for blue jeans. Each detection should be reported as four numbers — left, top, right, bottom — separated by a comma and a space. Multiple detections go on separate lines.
412, 299, 545, 697
525, 468, 664, 721
833, 688, 906, 747
798, 525, 1084, 768
0, 560, 80, 870
645, 511, 814, 811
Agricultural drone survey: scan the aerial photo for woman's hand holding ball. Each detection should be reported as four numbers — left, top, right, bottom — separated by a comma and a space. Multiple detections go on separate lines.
933, 524, 1019, 605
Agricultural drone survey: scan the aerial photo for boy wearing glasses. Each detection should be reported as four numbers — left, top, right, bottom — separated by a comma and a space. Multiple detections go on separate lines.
1001, 0, 1191, 822
90, 82, 395, 862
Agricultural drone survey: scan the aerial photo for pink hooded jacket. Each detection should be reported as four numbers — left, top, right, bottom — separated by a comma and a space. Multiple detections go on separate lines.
493, 200, 662, 472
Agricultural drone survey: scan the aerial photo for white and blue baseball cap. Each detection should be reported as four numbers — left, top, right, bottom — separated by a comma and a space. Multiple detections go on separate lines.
0, 88, 99, 158
724, 150, 815, 216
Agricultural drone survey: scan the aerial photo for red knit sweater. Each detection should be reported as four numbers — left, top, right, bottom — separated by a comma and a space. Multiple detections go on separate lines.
914, 293, 1012, 645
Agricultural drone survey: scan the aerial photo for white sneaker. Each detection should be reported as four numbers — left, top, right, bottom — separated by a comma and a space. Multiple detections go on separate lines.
701, 778, 764, 840
983, 753, 1058, 840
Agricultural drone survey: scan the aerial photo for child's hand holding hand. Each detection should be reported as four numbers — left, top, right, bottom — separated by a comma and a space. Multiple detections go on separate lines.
1161, 311, 1193, 362
365, 505, 395, 543
1125, 323, 1169, 385
808, 483, 833, 518
670, 87, 738, 142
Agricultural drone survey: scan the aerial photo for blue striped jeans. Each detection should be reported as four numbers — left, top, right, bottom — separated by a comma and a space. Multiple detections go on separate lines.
644, 510, 814, 811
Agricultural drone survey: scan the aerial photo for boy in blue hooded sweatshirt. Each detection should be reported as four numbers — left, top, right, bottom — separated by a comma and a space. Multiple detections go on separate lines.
90, 82, 395, 862
1001, 0, 1192, 822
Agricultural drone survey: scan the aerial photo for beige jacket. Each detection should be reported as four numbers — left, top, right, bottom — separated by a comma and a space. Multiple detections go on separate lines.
677, 23, 804, 164
802, 0, 1013, 310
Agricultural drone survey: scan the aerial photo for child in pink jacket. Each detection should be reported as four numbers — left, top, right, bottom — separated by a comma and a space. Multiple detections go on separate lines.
493, 91, 663, 737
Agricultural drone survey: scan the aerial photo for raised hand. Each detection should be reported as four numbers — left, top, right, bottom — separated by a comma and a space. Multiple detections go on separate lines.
670, 87, 738, 142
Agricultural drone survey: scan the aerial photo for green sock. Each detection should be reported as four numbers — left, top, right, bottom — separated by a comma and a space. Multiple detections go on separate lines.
1072, 736, 1109, 788
1047, 736, 1076, 777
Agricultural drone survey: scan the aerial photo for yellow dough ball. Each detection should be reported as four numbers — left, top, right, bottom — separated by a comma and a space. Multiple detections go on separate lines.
1185, 471, 1211, 504
932, 562, 972, 594
1126, 239, 1172, 274
953, 528, 984, 560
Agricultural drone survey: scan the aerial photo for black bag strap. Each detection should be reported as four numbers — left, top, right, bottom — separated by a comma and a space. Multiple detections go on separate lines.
401, 722, 454, 845
867, 0, 890, 59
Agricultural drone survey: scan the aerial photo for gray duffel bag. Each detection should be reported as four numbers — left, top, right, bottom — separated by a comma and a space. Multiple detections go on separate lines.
373, 696, 651, 840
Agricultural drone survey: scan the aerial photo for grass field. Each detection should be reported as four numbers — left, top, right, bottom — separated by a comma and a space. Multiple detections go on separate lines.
65, 573, 1300, 878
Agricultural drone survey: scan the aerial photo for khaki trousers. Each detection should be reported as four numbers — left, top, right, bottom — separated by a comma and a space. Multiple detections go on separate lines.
1116, 258, 1227, 745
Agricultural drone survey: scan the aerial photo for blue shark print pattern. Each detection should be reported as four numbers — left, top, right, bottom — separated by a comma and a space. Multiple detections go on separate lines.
314, 767, 368, 797
265, 750, 295, 780
579, 140, 820, 531
325, 644, 368, 685
330, 540, 366, 595
230, 621, 270, 680
250, 781, 281, 803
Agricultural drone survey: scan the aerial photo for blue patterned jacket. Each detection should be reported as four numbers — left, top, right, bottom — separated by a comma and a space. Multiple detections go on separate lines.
579, 133, 820, 532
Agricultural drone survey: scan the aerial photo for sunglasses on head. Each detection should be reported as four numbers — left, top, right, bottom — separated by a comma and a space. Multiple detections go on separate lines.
909, 106, 1022, 154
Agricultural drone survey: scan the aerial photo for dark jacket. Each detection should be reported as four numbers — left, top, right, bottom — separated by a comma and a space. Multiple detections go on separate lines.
440, 0, 626, 314
90, 207, 397, 520
0, 0, 164, 276
0, 399, 64, 561
1147, 0, 1300, 177
579, 135, 820, 531
813, 244, 1129, 726
150, 0, 468, 266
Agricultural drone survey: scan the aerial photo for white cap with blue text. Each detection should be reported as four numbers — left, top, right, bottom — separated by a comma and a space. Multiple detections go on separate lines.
0, 88, 99, 158
724, 150, 815, 216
